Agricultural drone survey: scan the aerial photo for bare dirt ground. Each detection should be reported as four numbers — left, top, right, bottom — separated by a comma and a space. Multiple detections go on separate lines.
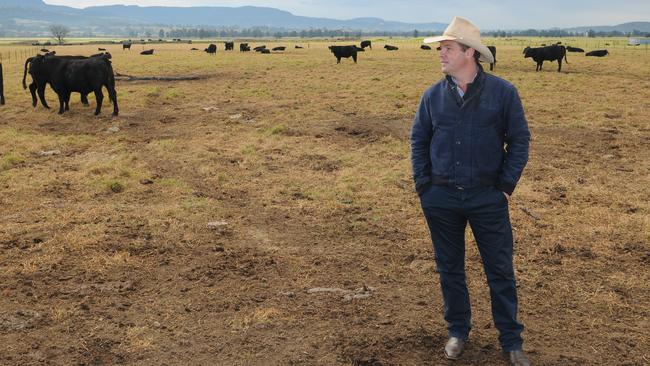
0, 39, 649, 365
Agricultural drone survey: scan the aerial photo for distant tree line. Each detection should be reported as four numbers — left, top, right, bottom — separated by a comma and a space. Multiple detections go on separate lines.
484, 29, 650, 38
1, 22, 648, 39
153, 27, 650, 39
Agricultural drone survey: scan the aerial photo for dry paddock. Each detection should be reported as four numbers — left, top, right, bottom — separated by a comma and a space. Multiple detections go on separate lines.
0, 38, 649, 365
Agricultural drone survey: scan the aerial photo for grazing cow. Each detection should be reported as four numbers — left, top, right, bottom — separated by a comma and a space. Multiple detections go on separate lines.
40, 48, 50, 53
253, 45, 266, 52
0, 62, 4, 105
523, 45, 568, 72
91, 52, 111, 59
421, 45, 432, 50
26, 54, 118, 116
190, 47, 198, 50
140, 49, 154, 55
384, 45, 399, 51
240, 43, 250, 52
486, 45, 497, 71
224, 42, 234, 51
260, 49, 271, 54
566, 46, 584, 52
123, 43, 131, 50
328, 45, 357, 64
98, 47, 106, 51
295, 45, 303, 49
272, 46, 286, 51
360, 40, 372, 49
540, 43, 546, 46
205, 44, 217, 54
23, 54, 112, 109
586, 49, 608, 57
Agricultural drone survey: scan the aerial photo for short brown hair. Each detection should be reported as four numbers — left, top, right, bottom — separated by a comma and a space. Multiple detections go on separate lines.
459, 43, 481, 64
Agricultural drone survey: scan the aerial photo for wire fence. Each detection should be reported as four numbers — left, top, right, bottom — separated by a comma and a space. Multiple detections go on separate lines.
0, 47, 41, 64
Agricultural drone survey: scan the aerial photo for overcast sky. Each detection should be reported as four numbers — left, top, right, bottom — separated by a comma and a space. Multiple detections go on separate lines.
43, 0, 650, 29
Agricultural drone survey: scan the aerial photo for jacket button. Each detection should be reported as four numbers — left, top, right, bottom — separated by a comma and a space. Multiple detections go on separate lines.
456, 140, 461, 145
456, 161, 460, 165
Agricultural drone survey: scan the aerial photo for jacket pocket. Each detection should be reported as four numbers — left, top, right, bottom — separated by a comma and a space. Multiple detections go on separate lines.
473, 126, 504, 178
429, 126, 453, 177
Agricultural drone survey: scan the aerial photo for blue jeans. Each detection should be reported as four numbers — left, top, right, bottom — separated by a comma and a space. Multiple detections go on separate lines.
419, 185, 524, 352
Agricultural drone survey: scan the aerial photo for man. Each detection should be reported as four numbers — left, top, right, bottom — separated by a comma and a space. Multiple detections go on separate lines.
410, 17, 531, 366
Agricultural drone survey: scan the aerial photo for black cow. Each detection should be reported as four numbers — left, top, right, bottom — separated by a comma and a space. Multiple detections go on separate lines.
260, 49, 271, 54
486, 45, 497, 71
0, 62, 4, 105
272, 46, 286, 51
23, 54, 110, 109
205, 44, 217, 54
384, 45, 399, 51
566, 46, 584, 52
329, 45, 357, 64
586, 49, 608, 57
295, 45, 303, 49
91, 52, 111, 59
123, 43, 131, 50
26, 54, 118, 116
224, 42, 234, 51
420, 45, 432, 50
40, 48, 50, 53
191, 47, 198, 50
360, 40, 372, 49
98, 47, 106, 51
140, 49, 154, 55
253, 45, 266, 52
240, 43, 250, 52
523, 45, 568, 72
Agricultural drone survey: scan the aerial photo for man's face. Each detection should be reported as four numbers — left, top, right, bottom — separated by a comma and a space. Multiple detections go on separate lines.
438, 40, 473, 76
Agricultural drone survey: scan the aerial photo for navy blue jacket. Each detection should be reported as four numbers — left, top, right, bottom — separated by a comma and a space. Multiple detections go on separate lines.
410, 66, 530, 195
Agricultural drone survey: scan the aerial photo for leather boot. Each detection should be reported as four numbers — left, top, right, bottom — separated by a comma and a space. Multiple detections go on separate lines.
444, 337, 466, 360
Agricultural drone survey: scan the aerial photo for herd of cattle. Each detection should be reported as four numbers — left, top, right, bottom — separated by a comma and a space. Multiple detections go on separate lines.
0, 39, 614, 115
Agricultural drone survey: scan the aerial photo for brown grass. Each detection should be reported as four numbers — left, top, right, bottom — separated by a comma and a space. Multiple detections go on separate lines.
0, 37, 649, 365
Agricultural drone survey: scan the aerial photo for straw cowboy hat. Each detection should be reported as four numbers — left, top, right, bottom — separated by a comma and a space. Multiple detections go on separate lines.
424, 16, 495, 64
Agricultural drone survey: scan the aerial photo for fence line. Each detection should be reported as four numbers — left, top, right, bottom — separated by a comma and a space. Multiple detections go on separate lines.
0, 47, 40, 64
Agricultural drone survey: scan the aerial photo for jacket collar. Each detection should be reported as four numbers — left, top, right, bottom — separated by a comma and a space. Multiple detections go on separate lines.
445, 63, 485, 90
444, 63, 486, 105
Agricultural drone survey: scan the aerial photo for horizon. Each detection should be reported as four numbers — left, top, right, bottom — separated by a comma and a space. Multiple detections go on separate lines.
39, 0, 650, 30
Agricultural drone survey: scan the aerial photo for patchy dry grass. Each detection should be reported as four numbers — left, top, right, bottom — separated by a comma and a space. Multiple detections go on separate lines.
0, 37, 649, 365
